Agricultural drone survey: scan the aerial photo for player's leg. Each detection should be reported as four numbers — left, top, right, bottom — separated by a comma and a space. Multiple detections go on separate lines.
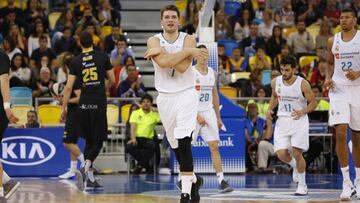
292, 147, 307, 195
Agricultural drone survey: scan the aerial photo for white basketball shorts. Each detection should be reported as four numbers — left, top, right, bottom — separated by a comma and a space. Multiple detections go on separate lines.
193, 108, 220, 143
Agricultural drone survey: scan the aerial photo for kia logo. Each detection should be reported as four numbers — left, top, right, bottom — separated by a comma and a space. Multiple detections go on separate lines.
0, 136, 56, 166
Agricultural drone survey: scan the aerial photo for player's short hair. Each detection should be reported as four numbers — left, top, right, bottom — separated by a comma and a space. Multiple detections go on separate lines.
141, 94, 153, 103
80, 31, 93, 48
196, 44, 207, 49
280, 55, 297, 68
160, 5, 180, 19
341, 8, 357, 18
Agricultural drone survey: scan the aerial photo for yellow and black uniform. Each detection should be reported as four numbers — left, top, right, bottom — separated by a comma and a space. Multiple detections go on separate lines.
126, 109, 160, 172
63, 79, 82, 144
69, 48, 112, 162
0, 50, 10, 140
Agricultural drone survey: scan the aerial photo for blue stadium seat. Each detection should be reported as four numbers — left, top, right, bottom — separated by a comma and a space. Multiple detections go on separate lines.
218, 39, 239, 57
10, 87, 32, 105
262, 70, 271, 85
224, 1, 242, 16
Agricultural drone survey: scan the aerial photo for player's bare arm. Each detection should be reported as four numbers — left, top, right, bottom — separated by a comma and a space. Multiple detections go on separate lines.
212, 73, 223, 129
68, 89, 81, 104
106, 69, 115, 87
128, 123, 137, 145
291, 80, 316, 120
62, 74, 76, 113
324, 37, 334, 90
267, 78, 278, 121
0, 73, 19, 124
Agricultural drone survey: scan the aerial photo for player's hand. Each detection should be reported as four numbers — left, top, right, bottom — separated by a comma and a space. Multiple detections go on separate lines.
217, 118, 223, 129
189, 48, 208, 60
144, 47, 165, 60
291, 109, 304, 120
345, 70, 360, 81
323, 78, 334, 90
53, 95, 62, 103
5, 109, 19, 124
127, 138, 137, 145
61, 106, 67, 123
266, 110, 274, 121
197, 115, 207, 127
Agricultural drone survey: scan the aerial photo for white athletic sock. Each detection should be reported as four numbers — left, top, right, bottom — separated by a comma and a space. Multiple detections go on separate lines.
70, 161, 78, 172
192, 173, 197, 183
298, 172, 306, 185
356, 167, 360, 180
0, 187, 3, 197
341, 166, 350, 181
78, 154, 85, 167
216, 172, 224, 184
181, 175, 192, 195
84, 161, 91, 173
87, 169, 95, 182
3, 171, 11, 184
287, 158, 296, 168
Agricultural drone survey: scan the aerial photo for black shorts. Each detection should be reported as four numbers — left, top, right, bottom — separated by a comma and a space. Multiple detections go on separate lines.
0, 108, 9, 142
79, 104, 107, 142
63, 108, 82, 144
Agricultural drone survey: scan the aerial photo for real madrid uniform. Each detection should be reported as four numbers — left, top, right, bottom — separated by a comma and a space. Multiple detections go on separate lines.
273, 76, 309, 152
329, 31, 360, 130
193, 66, 220, 143
152, 32, 198, 149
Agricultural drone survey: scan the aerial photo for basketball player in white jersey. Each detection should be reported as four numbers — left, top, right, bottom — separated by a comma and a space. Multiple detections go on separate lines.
324, 8, 360, 200
144, 5, 208, 203
267, 56, 316, 196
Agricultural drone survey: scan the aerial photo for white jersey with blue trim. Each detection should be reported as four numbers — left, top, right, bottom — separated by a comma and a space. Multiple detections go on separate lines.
193, 66, 215, 112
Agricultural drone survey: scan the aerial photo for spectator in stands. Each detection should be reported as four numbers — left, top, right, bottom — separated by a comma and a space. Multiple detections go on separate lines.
257, 119, 275, 171
0, 8, 28, 39
215, 9, 232, 40
118, 65, 146, 102
23, 0, 46, 25
126, 94, 160, 174
245, 102, 267, 172
53, 9, 75, 35
323, 0, 340, 27
352, 0, 360, 24
287, 19, 314, 57
315, 20, 332, 49
264, 69, 280, 97
273, 44, 290, 70
73, 0, 92, 22
311, 85, 329, 111
29, 35, 56, 71
110, 36, 135, 65
181, 0, 198, 35
28, 20, 50, 57
56, 52, 74, 83
274, 0, 295, 28
295, 0, 324, 26
238, 68, 263, 97
254, 0, 266, 23
226, 47, 245, 73
104, 25, 123, 54
218, 44, 229, 72
74, 6, 101, 37
233, 8, 252, 42
24, 110, 41, 128
266, 0, 283, 12
83, 22, 102, 48
8, 24, 27, 54
258, 9, 277, 40
310, 47, 327, 88
98, 0, 121, 26
240, 23, 266, 53
32, 66, 55, 97
266, 26, 286, 61
118, 55, 136, 84
3, 37, 22, 61
54, 27, 78, 55
248, 87, 269, 119
9, 53, 33, 87
0, 0, 24, 20
339, 0, 352, 10
249, 45, 272, 71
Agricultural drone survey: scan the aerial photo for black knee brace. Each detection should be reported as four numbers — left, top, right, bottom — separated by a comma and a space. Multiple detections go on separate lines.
175, 136, 194, 172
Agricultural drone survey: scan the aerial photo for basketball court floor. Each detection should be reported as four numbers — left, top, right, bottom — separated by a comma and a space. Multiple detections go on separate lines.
5, 174, 359, 202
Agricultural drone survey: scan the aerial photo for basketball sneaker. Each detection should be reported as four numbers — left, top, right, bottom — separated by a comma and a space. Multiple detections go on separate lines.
292, 168, 299, 183
294, 184, 308, 196
218, 180, 233, 193
180, 193, 191, 203
85, 179, 103, 190
355, 178, 360, 199
340, 180, 356, 201
4, 179, 20, 199
58, 170, 75, 179
191, 175, 203, 203
75, 167, 87, 191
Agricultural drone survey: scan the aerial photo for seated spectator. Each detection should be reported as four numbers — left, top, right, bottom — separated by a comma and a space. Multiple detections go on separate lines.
31, 66, 56, 97
315, 20, 332, 50
180, 0, 198, 35
295, 0, 324, 26
215, 9, 232, 40
98, 0, 121, 26
3, 37, 22, 60
29, 35, 56, 71
118, 65, 146, 102
248, 87, 269, 119
249, 45, 272, 71
232, 68, 263, 97
8, 24, 27, 54
73, 0, 93, 21
110, 36, 135, 65
274, 0, 295, 28
287, 19, 314, 57
312, 85, 329, 111
273, 44, 290, 70
323, 0, 340, 26
54, 27, 78, 55
53, 9, 75, 35
0, 0, 24, 19
0, 8, 28, 39
266, 25, 286, 60
74, 6, 101, 37
126, 94, 160, 174
310, 47, 327, 87
23, 110, 41, 128
28, 20, 50, 57
82, 22, 101, 48
23, 0, 46, 25
218, 45, 229, 72
258, 9, 277, 40
233, 8, 252, 42
9, 53, 33, 87
240, 23, 266, 53
104, 25, 123, 54
226, 47, 245, 73
257, 119, 275, 171
264, 69, 280, 97
245, 102, 267, 172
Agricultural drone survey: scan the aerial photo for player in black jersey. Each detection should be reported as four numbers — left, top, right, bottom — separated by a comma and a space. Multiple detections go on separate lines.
62, 31, 115, 191
58, 55, 85, 180
0, 50, 20, 201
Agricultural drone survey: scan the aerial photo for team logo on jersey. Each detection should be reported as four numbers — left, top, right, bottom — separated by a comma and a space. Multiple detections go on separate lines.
335, 53, 340, 59
335, 45, 339, 51
195, 79, 201, 91
277, 88, 281, 94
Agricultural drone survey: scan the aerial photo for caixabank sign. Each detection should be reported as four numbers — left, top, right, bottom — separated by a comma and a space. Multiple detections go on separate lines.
1, 128, 84, 176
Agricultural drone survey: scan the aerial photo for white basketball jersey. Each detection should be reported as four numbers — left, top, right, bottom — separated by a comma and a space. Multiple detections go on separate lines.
152, 32, 195, 93
193, 66, 215, 112
276, 76, 307, 117
331, 31, 360, 85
